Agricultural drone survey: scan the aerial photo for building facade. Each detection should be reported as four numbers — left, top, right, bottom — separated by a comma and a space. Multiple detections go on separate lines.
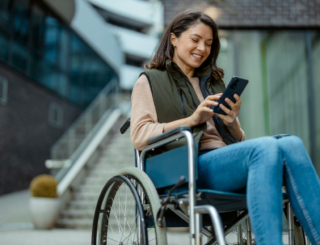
0, 0, 121, 195
88, 0, 164, 90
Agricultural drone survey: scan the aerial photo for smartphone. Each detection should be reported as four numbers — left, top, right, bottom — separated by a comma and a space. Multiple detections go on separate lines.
213, 76, 249, 115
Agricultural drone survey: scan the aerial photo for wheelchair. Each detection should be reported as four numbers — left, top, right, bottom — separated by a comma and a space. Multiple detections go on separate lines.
91, 119, 308, 245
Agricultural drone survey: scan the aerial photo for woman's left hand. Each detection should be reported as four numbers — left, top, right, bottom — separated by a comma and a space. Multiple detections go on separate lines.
216, 94, 241, 127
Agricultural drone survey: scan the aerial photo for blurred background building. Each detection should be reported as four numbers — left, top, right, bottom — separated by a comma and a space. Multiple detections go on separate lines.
0, 0, 319, 233
0, 0, 162, 196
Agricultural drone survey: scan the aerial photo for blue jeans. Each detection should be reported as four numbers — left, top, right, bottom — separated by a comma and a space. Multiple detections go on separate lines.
198, 136, 320, 245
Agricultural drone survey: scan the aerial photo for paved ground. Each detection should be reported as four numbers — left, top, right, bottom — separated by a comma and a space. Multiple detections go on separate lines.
0, 190, 191, 245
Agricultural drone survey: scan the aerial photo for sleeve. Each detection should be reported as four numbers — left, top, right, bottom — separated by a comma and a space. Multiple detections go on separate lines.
130, 74, 166, 151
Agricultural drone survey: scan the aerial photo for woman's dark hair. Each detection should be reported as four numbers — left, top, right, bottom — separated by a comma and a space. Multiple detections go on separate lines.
146, 10, 224, 81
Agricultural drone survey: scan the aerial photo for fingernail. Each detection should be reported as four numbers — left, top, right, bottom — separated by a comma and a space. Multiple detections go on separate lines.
225, 98, 229, 102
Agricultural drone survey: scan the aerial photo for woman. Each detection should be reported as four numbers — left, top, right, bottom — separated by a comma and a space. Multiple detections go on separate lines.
130, 10, 320, 245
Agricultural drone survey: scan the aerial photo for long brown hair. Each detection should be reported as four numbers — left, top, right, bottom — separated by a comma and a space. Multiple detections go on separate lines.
146, 10, 224, 81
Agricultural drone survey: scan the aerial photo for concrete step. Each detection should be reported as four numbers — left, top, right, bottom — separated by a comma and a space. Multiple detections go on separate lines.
60, 209, 95, 219
69, 200, 97, 209
60, 208, 136, 219
56, 218, 93, 229
56, 217, 137, 229
73, 190, 129, 200
86, 170, 128, 178
74, 185, 107, 193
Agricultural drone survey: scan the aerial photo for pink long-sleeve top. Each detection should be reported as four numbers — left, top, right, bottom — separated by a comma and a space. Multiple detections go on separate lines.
130, 75, 245, 151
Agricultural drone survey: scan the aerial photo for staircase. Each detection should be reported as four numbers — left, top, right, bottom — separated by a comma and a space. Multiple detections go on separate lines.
56, 130, 134, 229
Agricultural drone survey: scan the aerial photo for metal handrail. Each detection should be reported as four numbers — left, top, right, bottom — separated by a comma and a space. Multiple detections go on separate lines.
48, 78, 119, 180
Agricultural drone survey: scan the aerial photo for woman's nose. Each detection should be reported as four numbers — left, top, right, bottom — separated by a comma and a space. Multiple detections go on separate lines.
197, 42, 205, 51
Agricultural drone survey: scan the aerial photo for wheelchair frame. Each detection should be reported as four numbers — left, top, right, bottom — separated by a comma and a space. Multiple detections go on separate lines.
92, 124, 308, 245
138, 129, 225, 245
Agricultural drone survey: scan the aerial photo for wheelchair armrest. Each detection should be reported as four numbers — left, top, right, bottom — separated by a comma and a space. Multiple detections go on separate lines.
147, 126, 192, 145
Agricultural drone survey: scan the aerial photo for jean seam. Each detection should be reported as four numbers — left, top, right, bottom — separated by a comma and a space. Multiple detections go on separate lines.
284, 158, 320, 244
249, 165, 265, 245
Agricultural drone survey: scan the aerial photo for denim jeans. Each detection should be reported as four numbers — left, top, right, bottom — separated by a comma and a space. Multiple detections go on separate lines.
198, 136, 320, 245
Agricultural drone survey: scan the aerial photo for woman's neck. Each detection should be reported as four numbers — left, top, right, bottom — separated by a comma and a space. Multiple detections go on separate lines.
172, 58, 195, 78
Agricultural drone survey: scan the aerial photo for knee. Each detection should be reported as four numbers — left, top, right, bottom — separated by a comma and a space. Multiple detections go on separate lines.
250, 137, 280, 161
253, 136, 279, 152
277, 135, 305, 151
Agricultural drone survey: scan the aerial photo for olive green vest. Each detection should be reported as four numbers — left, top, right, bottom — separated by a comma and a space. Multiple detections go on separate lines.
141, 60, 236, 152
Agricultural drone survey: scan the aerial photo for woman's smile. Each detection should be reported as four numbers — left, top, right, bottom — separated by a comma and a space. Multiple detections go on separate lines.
191, 53, 203, 60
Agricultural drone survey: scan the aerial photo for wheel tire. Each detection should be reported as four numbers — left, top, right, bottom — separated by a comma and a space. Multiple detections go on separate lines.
117, 167, 167, 245
92, 167, 167, 245
92, 175, 147, 245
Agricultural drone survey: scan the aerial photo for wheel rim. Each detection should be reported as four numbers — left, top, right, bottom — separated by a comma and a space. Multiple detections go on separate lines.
93, 175, 147, 245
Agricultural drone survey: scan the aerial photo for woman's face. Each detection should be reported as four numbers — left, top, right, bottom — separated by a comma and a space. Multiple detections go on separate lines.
171, 23, 213, 72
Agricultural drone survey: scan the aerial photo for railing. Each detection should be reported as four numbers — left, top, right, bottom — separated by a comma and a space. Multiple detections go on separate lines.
46, 78, 119, 181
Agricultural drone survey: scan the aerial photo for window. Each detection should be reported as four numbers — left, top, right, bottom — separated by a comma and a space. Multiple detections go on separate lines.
0, 0, 118, 108
0, 76, 8, 105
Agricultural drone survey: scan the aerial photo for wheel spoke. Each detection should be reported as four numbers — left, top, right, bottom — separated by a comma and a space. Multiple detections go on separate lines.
95, 175, 157, 245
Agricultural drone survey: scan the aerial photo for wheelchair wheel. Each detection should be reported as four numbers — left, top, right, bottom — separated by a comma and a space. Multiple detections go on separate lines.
92, 175, 147, 245
92, 167, 167, 245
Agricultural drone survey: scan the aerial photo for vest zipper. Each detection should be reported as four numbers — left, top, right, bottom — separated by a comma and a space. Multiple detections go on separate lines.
178, 88, 187, 117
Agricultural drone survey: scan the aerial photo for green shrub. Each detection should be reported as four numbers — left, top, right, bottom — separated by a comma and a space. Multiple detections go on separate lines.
30, 174, 58, 198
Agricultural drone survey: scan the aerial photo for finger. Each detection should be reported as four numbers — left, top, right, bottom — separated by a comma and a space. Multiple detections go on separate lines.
206, 94, 222, 101
215, 112, 228, 121
224, 97, 236, 110
219, 103, 231, 115
202, 100, 218, 108
233, 94, 242, 105
201, 107, 214, 113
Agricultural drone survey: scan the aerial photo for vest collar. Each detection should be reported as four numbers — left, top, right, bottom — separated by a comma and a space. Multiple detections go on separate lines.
165, 59, 213, 80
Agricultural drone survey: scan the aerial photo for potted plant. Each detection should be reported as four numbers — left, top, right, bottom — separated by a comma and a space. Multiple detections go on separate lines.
29, 174, 60, 229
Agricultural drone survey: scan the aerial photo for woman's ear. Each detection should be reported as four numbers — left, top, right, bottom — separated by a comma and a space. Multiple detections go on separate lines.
170, 33, 177, 47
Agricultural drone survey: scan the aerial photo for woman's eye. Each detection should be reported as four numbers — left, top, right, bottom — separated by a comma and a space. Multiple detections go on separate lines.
191, 39, 198, 43
206, 43, 212, 47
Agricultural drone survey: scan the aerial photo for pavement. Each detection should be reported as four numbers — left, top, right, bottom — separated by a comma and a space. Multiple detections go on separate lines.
0, 190, 191, 245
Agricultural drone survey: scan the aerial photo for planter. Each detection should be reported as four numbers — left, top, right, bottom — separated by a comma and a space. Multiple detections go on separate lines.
29, 197, 60, 229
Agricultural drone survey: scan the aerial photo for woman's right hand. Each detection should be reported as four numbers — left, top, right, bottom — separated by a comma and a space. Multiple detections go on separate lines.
189, 93, 222, 127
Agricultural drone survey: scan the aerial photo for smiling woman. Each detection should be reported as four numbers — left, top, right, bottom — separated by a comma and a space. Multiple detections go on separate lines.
130, 9, 320, 245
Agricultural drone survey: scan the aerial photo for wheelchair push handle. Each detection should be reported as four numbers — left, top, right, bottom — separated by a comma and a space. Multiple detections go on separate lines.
120, 118, 130, 134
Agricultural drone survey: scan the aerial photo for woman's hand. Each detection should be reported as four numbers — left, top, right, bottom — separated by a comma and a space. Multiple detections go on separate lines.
216, 94, 242, 127
189, 93, 222, 127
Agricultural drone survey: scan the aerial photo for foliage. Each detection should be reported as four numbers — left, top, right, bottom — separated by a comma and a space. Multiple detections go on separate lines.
30, 174, 58, 198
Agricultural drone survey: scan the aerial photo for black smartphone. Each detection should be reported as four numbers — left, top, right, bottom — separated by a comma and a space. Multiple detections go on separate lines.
213, 76, 249, 115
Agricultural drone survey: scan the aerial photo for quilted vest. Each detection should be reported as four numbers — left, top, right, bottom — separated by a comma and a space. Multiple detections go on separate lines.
141, 59, 237, 151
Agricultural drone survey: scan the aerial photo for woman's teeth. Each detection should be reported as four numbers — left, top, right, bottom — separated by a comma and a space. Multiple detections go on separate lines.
192, 54, 202, 59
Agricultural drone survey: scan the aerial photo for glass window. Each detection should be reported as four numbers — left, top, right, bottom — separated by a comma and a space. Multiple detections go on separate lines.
11, 0, 29, 71
13, 0, 29, 44
45, 16, 60, 65
30, 4, 45, 55
0, 0, 119, 108
0, 30, 9, 61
